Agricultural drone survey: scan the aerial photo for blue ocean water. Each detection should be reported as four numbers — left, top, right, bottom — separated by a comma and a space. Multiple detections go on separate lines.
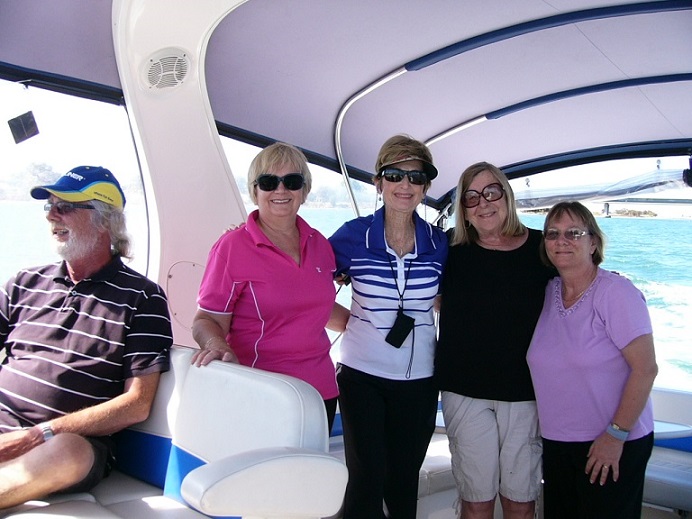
2, 203, 691, 391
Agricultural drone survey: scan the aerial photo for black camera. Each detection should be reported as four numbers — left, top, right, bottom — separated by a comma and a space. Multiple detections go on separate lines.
385, 308, 415, 348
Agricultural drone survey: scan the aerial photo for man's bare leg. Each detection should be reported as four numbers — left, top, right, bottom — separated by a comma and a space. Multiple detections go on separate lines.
0, 434, 95, 509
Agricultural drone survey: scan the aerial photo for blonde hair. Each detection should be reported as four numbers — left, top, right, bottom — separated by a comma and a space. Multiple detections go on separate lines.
247, 142, 312, 204
450, 162, 525, 246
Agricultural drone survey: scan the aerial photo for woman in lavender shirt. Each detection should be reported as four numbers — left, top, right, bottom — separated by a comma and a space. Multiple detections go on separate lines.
527, 201, 658, 519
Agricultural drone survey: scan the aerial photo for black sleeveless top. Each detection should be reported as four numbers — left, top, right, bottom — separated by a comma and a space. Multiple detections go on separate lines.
435, 228, 555, 401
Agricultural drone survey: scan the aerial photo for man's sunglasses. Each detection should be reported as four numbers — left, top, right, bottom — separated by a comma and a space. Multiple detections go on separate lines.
380, 168, 428, 186
461, 182, 505, 208
44, 201, 95, 215
254, 173, 305, 192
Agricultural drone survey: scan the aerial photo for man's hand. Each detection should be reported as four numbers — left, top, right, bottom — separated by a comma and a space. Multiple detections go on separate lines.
0, 426, 43, 463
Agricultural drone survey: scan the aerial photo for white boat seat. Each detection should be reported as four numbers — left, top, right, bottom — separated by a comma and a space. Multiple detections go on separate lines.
643, 446, 692, 513
1, 345, 347, 519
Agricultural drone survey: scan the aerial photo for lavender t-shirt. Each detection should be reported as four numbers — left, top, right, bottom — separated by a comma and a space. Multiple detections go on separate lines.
527, 268, 654, 442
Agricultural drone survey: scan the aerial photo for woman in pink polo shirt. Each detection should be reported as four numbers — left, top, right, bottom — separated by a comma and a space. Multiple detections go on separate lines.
190, 142, 348, 432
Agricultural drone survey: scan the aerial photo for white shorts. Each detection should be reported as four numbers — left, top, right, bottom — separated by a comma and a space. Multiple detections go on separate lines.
441, 392, 542, 503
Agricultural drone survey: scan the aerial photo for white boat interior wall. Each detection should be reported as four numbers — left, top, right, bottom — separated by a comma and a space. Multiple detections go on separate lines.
111, 0, 250, 346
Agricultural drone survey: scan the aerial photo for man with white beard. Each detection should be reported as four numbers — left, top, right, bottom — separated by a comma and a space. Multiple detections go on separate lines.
0, 166, 172, 509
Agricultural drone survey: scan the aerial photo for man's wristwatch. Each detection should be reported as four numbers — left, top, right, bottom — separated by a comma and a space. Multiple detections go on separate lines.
37, 422, 54, 442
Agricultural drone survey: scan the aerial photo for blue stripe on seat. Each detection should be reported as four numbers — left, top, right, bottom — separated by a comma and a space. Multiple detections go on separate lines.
113, 429, 172, 488
331, 412, 343, 437
163, 444, 204, 502
654, 436, 692, 453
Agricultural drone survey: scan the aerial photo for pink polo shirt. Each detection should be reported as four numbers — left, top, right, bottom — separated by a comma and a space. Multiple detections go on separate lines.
197, 210, 338, 399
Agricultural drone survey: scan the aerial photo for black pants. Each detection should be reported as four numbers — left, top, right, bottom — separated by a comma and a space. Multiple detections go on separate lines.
542, 433, 653, 519
337, 364, 438, 519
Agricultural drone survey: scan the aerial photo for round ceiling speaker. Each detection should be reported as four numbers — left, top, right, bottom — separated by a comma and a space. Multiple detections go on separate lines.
143, 49, 190, 89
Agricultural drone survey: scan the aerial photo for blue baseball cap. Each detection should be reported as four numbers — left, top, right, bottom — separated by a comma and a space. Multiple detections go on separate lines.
31, 166, 126, 209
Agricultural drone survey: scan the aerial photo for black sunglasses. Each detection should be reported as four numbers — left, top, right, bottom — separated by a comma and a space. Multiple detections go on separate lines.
380, 168, 428, 186
461, 182, 505, 208
254, 173, 305, 191
44, 201, 95, 215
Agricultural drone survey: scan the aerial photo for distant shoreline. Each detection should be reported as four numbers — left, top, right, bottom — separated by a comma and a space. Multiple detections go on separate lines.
297, 203, 692, 220
586, 201, 692, 219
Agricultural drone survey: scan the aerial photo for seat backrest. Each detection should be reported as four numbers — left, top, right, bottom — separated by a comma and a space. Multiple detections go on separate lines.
173, 354, 329, 459
651, 388, 692, 425
116, 345, 330, 503
113, 345, 194, 487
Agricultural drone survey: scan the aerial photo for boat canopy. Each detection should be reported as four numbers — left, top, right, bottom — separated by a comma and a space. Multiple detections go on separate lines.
1, 0, 691, 210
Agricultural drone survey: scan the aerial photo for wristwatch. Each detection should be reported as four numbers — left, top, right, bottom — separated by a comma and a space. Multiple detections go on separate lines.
38, 422, 54, 442
606, 422, 629, 441
610, 422, 630, 433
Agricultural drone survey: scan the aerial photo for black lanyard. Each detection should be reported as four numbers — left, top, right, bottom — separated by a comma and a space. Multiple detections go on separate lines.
387, 254, 416, 378
387, 254, 413, 309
